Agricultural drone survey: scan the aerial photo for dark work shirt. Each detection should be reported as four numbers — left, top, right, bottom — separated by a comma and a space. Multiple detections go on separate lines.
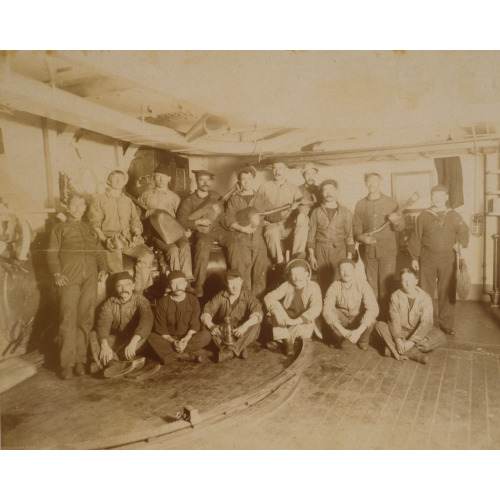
153, 293, 201, 340
176, 190, 222, 232
203, 289, 263, 327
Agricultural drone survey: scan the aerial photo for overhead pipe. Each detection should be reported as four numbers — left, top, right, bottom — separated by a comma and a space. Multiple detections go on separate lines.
184, 113, 228, 142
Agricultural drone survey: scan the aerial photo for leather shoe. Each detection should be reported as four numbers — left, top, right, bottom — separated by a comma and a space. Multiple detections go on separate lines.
217, 349, 235, 363
407, 347, 429, 365
178, 352, 203, 363
74, 362, 86, 376
60, 367, 73, 380
240, 348, 248, 360
442, 327, 455, 335
266, 340, 279, 350
358, 343, 368, 351
283, 339, 295, 357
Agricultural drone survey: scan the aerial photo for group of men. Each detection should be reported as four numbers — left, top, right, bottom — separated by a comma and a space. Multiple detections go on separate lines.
47, 160, 469, 379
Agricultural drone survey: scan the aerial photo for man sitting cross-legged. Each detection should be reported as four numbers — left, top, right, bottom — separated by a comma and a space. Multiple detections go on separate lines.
264, 259, 322, 357
146, 271, 211, 364
201, 270, 263, 363
374, 267, 447, 365
322, 258, 379, 350
89, 271, 153, 371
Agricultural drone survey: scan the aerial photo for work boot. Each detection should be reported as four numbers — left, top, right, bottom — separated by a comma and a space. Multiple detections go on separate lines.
60, 367, 73, 380
217, 349, 235, 363
407, 347, 429, 365
240, 348, 248, 360
178, 352, 203, 363
283, 339, 295, 357
266, 340, 279, 350
74, 362, 86, 376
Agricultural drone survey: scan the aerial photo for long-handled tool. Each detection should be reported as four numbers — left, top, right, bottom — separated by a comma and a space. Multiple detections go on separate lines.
456, 244, 471, 299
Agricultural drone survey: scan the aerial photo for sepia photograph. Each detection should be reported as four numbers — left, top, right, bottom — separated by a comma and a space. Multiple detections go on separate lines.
1, 46, 500, 459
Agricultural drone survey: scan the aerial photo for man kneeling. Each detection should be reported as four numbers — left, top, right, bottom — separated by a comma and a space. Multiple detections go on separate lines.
201, 270, 263, 363
374, 268, 446, 364
264, 259, 322, 357
90, 272, 153, 370
322, 258, 379, 350
147, 271, 211, 363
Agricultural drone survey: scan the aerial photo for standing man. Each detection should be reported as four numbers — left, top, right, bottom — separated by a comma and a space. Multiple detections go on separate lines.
146, 271, 211, 364
408, 184, 469, 335
264, 260, 322, 357
138, 164, 193, 280
89, 272, 154, 370
307, 179, 355, 293
47, 194, 108, 379
374, 268, 447, 364
88, 169, 154, 294
225, 166, 271, 299
353, 172, 405, 308
201, 270, 263, 363
257, 162, 305, 265
177, 170, 233, 297
322, 259, 379, 350
298, 163, 321, 210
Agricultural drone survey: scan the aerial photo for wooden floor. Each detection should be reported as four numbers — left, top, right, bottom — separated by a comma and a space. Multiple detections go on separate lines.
1, 301, 500, 449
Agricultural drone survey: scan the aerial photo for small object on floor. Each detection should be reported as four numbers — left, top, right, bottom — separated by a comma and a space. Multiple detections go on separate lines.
240, 348, 248, 360
442, 327, 455, 335
407, 347, 429, 365
74, 362, 86, 377
266, 340, 279, 350
283, 339, 295, 357
178, 352, 203, 363
103, 357, 146, 379
125, 359, 161, 381
60, 367, 73, 380
217, 349, 235, 363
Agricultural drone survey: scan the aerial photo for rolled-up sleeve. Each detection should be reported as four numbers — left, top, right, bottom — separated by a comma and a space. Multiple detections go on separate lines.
203, 293, 223, 320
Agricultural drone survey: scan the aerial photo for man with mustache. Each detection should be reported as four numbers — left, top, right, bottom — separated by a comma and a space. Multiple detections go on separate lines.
257, 162, 305, 265
146, 271, 211, 363
264, 260, 322, 357
89, 271, 153, 370
177, 170, 233, 298
47, 194, 108, 379
307, 179, 355, 293
88, 169, 154, 294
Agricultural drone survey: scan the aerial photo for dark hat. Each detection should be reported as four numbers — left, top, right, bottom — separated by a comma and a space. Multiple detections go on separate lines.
193, 169, 215, 178
338, 258, 356, 268
155, 164, 172, 177
167, 270, 186, 284
364, 171, 381, 182
431, 184, 448, 194
114, 271, 134, 283
107, 169, 129, 183
238, 166, 257, 178
319, 179, 338, 190
225, 269, 243, 280
286, 259, 311, 274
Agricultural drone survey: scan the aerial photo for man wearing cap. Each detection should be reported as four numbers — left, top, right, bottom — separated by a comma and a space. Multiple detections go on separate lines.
408, 184, 469, 335
298, 163, 321, 211
88, 169, 154, 294
177, 169, 233, 297
138, 165, 193, 280
146, 271, 211, 363
225, 166, 272, 299
201, 270, 263, 363
257, 162, 306, 265
264, 259, 322, 357
48, 194, 108, 379
374, 267, 446, 364
353, 172, 405, 309
323, 258, 379, 350
89, 271, 154, 370
307, 179, 355, 293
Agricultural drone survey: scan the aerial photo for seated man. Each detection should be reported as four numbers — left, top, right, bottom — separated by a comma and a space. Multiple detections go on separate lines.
89, 272, 153, 370
88, 169, 154, 294
147, 271, 211, 363
201, 270, 263, 363
322, 258, 379, 350
374, 268, 447, 364
138, 164, 193, 280
264, 259, 322, 357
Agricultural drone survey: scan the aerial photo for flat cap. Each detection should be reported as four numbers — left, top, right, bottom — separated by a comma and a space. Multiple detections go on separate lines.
114, 271, 134, 282
167, 270, 186, 283
319, 179, 338, 190
155, 164, 172, 177
225, 269, 243, 280
238, 165, 257, 178
193, 169, 215, 178
301, 163, 318, 175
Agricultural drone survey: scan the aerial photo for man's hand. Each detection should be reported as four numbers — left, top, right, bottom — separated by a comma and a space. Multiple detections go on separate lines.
241, 225, 257, 235
272, 308, 290, 327
348, 327, 364, 344
290, 201, 300, 211
359, 233, 377, 245
210, 326, 222, 338
403, 340, 415, 352
124, 337, 140, 360
411, 259, 420, 272
184, 229, 192, 239
196, 218, 213, 227
131, 234, 144, 247
98, 270, 108, 283
395, 338, 407, 355
308, 254, 318, 271
99, 342, 114, 365
233, 323, 248, 338
388, 212, 399, 224
176, 337, 189, 354
54, 273, 69, 287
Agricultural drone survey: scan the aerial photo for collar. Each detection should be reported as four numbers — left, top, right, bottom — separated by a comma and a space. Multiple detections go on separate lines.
105, 189, 124, 199
340, 279, 355, 290
222, 290, 242, 300
111, 295, 134, 305
365, 192, 383, 201
426, 207, 451, 217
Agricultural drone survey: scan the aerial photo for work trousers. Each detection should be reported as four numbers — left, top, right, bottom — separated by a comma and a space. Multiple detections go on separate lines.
327, 309, 374, 348
89, 330, 148, 370
193, 228, 233, 289
57, 274, 98, 369
270, 302, 314, 343
263, 212, 309, 263
227, 233, 268, 299
419, 256, 456, 331
146, 329, 211, 364
363, 255, 396, 302
106, 243, 154, 292
374, 321, 447, 359
153, 236, 193, 280
315, 241, 347, 293
212, 324, 261, 357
